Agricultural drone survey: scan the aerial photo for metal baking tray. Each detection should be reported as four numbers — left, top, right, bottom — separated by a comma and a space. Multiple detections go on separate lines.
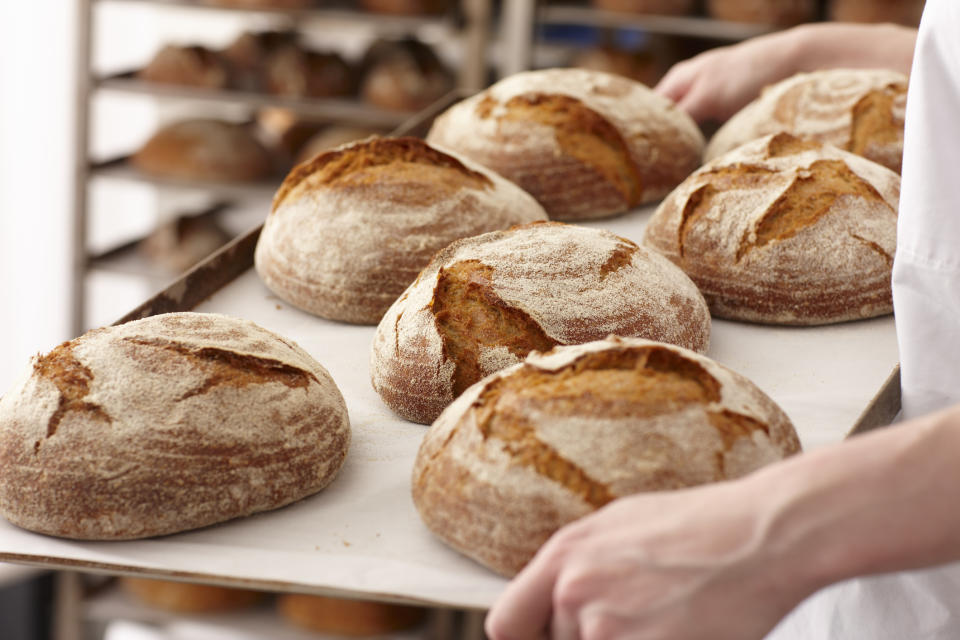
0, 102, 901, 609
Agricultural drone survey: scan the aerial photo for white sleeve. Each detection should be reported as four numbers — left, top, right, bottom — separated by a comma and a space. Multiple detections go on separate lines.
892, 0, 960, 419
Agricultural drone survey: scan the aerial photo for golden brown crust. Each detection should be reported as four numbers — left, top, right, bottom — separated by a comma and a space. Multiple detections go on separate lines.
255, 137, 548, 324
131, 119, 274, 182
359, 0, 450, 14
371, 222, 711, 424
0, 313, 351, 540
590, 0, 696, 15
644, 133, 899, 325
706, 69, 908, 173
412, 337, 800, 576
426, 68, 704, 221
829, 0, 925, 26
277, 594, 427, 635
122, 578, 264, 613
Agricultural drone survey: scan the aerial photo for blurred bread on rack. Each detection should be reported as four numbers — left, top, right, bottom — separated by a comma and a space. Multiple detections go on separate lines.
139, 213, 233, 275
706, 0, 816, 25
203, 0, 315, 8
829, 0, 925, 26
137, 44, 231, 89
359, 37, 453, 112
569, 46, 661, 88
219, 30, 300, 91
277, 594, 427, 635
589, 0, 696, 16
358, 0, 451, 15
262, 46, 353, 98
131, 118, 275, 182
121, 578, 264, 614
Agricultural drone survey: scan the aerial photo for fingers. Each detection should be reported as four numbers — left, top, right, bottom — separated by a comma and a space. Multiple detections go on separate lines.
654, 62, 696, 103
485, 542, 566, 640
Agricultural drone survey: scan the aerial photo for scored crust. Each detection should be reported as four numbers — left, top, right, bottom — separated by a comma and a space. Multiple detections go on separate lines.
412, 336, 800, 576
643, 133, 899, 325
426, 68, 704, 221
255, 136, 547, 324
0, 312, 350, 540
371, 221, 711, 424
706, 68, 908, 173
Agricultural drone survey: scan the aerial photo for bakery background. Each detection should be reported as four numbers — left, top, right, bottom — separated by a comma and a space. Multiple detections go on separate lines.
0, 0, 923, 639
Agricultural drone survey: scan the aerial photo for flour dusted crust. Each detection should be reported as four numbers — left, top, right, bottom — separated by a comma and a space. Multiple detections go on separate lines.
0, 313, 350, 540
412, 336, 800, 576
371, 222, 711, 424
426, 68, 705, 221
255, 136, 548, 324
706, 68, 908, 173
131, 119, 274, 182
644, 133, 899, 325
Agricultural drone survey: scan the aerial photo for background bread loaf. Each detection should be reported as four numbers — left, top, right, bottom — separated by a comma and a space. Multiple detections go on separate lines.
644, 133, 899, 325
138, 45, 231, 89
121, 578, 264, 613
131, 118, 275, 182
277, 594, 427, 635
412, 336, 801, 576
372, 221, 710, 424
589, 0, 696, 16
0, 312, 350, 540
426, 68, 704, 221
706, 0, 815, 25
706, 68, 908, 173
254, 136, 548, 325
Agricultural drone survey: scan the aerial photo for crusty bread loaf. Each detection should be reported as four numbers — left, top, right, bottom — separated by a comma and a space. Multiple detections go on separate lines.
706, 68, 908, 173
0, 313, 350, 540
138, 44, 231, 89
263, 47, 353, 99
121, 578, 264, 613
590, 0, 696, 16
829, 0, 925, 26
706, 0, 815, 25
359, 38, 453, 112
131, 119, 275, 182
426, 68, 704, 221
412, 336, 801, 577
569, 46, 661, 88
372, 221, 711, 424
643, 133, 899, 325
220, 31, 300, 92
277, 594, 427, 636
254, 137, 548, 325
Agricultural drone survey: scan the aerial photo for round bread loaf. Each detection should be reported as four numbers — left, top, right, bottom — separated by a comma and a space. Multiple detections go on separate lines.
220, 31, 300, 92
426, 68, 704, 221
263, 48, 353, 99
0, 312, 350, 540
121, 578, 264, 613
371, 221, 711, 425
706, 68, 908, 173
706, 0, 815, 25
590, 0, 696, 16
254, 136, 548, 324
412, 336, 801, 577
643, 133, 899, 325
138, 44, 231, 89
277, 594, 427, 635
131, 119, 274, 182
359, 38, 453, 112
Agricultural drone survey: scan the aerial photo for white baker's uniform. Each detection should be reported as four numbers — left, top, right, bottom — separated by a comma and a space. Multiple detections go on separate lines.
768, 0, 960, 637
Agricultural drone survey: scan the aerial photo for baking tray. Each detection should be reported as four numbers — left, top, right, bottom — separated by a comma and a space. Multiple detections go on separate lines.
0, 109, 901, 609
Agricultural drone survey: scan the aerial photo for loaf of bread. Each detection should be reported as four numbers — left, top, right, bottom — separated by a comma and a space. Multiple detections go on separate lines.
706, 68, 908, 173
254, 137, 548, 325
412, 336, 801, 577
372, 221, 711, 424
138, 44, 231, 89
263, 47, 353, 99
0, 312, 350, 540
590, 0, 696, 16
131, 118, 274, 182
829, 0, 925, 25
220, 31, 300, 92
706, 0, 815, 25
277, 594, 427, 635
569, 46, 661, 88
204, 0, 314, 8
138, 214, 232, 275
643, 133, 899, 325
359, 38, 453, 112
121, 578, 264, 613
426, 68, 704, 221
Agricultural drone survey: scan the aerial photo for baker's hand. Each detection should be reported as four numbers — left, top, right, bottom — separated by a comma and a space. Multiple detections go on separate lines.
484, 481, 806, 640
655, 35, 797, 124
